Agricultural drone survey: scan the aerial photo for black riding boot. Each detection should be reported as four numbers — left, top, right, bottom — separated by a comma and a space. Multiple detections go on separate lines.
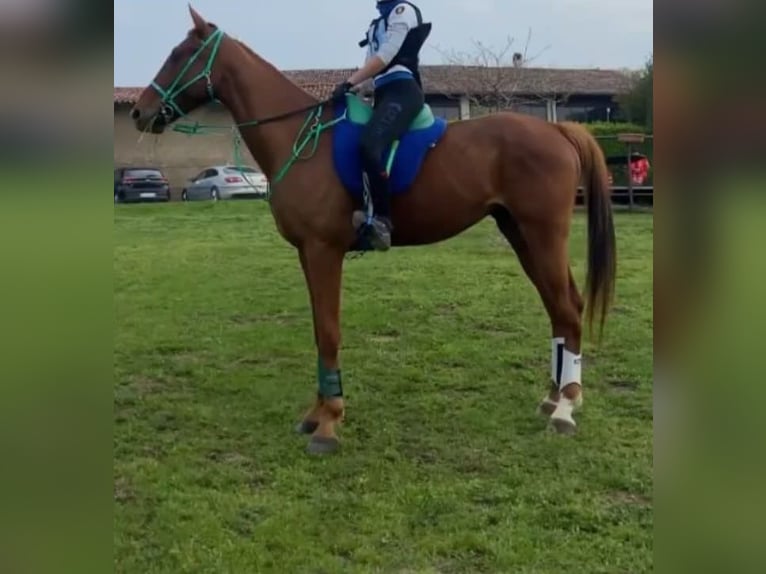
353, 168, 393, 251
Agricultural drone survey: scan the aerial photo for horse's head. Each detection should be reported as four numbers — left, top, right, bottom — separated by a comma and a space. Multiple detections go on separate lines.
131, 5, 226, 134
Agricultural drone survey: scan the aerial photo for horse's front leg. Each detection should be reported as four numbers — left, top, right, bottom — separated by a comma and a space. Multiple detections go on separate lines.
294, 249, 323, 436
296, 242, 346, 454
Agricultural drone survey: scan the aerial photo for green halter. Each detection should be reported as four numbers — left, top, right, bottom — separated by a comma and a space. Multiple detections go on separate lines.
152, 27, 343, 189
150, 28, 224, 118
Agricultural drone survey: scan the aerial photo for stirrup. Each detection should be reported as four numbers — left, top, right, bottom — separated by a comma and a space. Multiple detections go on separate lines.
361, 172, 376, 225
351, 211, 391, 252
352, 210, 369, 231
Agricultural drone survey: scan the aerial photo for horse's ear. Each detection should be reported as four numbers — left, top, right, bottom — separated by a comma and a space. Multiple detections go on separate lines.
188, 4, 207, 34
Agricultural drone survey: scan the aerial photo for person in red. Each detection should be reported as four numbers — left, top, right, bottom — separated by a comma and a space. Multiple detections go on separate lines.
630, 154, 651, 185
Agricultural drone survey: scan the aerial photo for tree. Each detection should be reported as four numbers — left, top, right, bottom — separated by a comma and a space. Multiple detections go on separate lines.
618, 55, 653, 129
431, 29, 556, 115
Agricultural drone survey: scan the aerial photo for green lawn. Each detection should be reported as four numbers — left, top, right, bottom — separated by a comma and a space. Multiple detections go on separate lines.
114, 201, 653, 574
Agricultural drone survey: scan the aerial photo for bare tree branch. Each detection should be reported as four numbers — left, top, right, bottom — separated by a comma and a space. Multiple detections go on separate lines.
430, 29, 558, 116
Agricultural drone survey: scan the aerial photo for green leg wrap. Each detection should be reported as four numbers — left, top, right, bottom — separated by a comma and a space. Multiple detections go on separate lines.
317, 357, 343, 398
385, 140, 400, 176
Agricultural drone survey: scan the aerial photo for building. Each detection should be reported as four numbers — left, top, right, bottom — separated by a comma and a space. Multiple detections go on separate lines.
115, 65, 633, 196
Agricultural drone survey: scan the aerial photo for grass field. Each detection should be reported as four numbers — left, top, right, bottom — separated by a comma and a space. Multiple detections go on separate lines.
114, 201, 653, 573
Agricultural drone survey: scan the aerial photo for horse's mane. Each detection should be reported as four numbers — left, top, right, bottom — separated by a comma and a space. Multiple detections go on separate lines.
228, 35, 317, 101
231, 36, 259, 61
188, 23, 287, 76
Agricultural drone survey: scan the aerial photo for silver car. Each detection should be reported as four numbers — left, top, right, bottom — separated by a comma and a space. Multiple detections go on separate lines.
181, 165, 269, 201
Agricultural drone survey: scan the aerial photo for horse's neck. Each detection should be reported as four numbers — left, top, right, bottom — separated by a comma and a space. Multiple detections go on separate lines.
216, 42, 317, 180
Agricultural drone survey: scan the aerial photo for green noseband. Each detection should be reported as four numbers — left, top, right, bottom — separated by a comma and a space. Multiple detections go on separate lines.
151, 28, 224, 119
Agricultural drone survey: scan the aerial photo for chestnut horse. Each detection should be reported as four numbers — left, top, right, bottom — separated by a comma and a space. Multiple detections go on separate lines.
130, 7, 616, 454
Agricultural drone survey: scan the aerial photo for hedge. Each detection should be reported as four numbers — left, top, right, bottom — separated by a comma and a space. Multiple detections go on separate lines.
585, 122, 654, 186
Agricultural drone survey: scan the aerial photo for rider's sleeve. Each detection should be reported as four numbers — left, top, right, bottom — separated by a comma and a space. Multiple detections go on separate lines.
374, 3, 419, 65
365, 24, 376, 64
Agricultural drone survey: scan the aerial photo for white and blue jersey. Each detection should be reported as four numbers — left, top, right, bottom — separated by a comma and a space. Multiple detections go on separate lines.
364, 2, 424, 89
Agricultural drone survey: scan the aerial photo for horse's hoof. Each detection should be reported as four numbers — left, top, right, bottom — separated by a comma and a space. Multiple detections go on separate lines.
551, 417, 577, 436
306, 436, 340, 455
295, 420, 319, 435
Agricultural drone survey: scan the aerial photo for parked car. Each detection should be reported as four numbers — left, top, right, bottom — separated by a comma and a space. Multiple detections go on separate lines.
180, 165, 269, 201
114, 167, 170, 203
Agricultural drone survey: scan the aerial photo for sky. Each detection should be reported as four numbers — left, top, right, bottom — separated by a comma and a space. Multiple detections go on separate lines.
114, 0, 653, 86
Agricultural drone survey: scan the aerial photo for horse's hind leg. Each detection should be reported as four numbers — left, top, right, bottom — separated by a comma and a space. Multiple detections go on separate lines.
492, 207, 584, 434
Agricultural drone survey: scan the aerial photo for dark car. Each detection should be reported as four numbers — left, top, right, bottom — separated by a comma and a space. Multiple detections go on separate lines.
114, 167, 170, 203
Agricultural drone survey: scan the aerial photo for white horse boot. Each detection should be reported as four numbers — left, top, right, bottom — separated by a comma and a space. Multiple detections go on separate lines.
541, 337, 583, 434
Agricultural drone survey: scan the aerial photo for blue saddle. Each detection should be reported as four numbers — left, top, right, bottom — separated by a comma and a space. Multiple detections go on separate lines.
331, 93, 448, 198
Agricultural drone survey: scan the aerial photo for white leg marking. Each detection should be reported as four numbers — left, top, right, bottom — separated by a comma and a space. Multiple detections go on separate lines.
551, 395, 579, 434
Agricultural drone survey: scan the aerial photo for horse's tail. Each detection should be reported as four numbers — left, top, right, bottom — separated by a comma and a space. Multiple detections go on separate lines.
555, 121, 617, 339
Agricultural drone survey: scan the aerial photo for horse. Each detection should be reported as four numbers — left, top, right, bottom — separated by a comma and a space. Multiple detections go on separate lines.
130, 6, 617, 455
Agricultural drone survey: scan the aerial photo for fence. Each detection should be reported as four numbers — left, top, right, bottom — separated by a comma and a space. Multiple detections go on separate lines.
576, 132, 654, 210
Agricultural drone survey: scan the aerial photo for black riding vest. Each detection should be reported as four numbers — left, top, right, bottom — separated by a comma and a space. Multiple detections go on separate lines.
359, 2, 432, 87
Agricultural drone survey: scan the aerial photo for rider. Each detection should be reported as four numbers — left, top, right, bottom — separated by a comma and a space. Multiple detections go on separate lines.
332, 0, 431, 251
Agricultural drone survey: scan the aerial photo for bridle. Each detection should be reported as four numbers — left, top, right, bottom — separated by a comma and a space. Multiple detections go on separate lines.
145, 26, 347, 190
150, 28, 224, 121
149, 27, 331, 127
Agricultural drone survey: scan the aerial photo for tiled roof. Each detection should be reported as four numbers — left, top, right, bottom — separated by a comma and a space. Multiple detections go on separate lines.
282, 66, 633, 96
115, 65, 632, 103
113, 83, 337, 104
